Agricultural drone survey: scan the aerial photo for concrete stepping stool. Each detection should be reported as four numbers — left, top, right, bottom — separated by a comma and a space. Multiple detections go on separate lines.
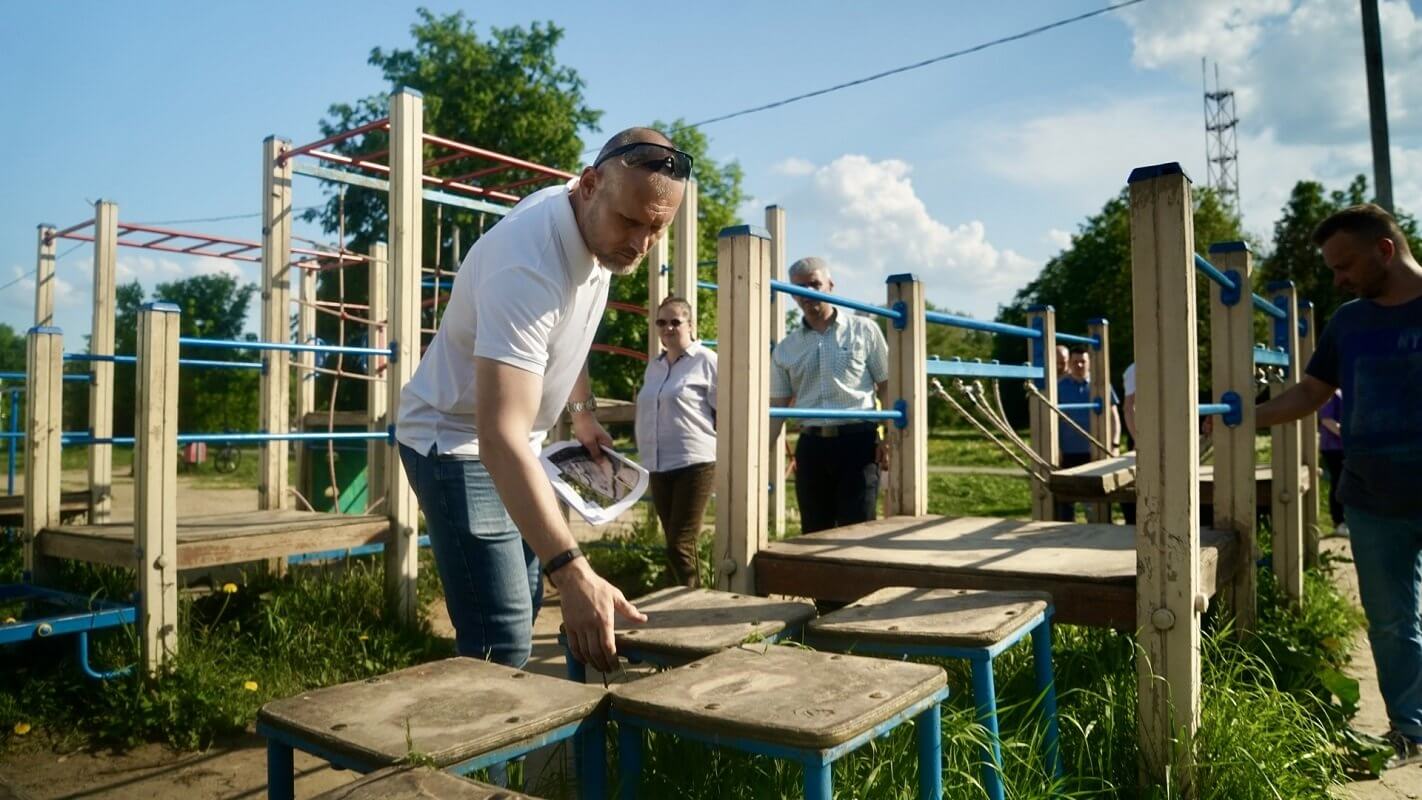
313, 765, 542, 799
807, 587, 1062, 800
257, 658, 607, 800
560, 586, 816, 683
610, 643, 949, 800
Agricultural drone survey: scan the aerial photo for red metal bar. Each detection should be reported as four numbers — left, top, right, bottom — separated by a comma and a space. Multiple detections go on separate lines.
591, 343, 648, 363
119, 222, 260, 250
422, 133, 576, 180
291, 245, 372, 264
126, 238, 258, 263
307, 149, 392, 177
214, 245, 258, 259
422, 173, 521, 204
424, 151, 474, 170
53, 218, 96, 239
281, 118, 390, 164
484, 173, 562, 194
142, 234, 182, 247
449, 163, 514, 183
606, 300, 649, 316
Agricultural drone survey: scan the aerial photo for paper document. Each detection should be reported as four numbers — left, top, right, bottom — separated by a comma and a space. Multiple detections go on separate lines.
540, 441, 649, 526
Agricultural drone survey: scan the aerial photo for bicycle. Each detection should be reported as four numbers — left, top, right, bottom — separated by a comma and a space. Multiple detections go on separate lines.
213, 439, 241, 474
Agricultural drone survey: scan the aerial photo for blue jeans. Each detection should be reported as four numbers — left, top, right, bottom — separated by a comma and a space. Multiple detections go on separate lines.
1348, 505, 1422, 741
399, 444, 542, 668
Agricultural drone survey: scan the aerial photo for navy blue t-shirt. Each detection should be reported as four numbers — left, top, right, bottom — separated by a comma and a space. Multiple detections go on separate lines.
1057, 376, 1119, 456
1306, 294, 1422, 518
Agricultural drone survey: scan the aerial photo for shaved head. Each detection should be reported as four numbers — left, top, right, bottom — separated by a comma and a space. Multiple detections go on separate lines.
595, 127, 676, 165
571, 126, 685, 274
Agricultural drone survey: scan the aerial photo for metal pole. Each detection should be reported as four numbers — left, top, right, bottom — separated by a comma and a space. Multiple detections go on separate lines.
1361, 0, 1394, 211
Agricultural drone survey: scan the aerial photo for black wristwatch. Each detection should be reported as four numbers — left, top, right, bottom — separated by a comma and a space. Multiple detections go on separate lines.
542, 547, 585, 581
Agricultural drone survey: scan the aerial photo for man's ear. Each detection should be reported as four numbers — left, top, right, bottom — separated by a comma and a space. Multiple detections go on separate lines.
578, 166, 600, 198
1379, 236, 1398, 263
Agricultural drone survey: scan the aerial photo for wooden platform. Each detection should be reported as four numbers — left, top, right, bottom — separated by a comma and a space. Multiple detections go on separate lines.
0, 491, 90, 526
808, 587, 1051, 649
1049, 453, 1311, 506
754, 515, 1240, 629
613, 586, 816, 660
313, 767, 541, 799
35, 509, 390, 569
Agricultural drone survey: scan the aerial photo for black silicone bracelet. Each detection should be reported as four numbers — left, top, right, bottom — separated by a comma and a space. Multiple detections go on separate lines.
542, 547, 584, 580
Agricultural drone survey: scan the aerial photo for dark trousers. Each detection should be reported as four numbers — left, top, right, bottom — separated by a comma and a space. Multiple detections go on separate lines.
795, 426, 879, 534
1054, 451, 1093, 522
1322, 449, 1346, 526
649, 462, 716, 587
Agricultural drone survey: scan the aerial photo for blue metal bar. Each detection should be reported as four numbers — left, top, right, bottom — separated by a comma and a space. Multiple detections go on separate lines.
65, 353, 262, 370
924, 309, 1041, 340
925, 358, 1043, 381
63, 435, 135, 446
1199, 403, 1231, 416
75, 630, 135, 681
290, 161, 513, 218
0, 372, 92, 383
285, 535, 431, 565
1058, 401, 1102, 413
1253, 346, 1289, 366
1054, 331, 1100, 347
915, 703, 942, 800
7, 389, 17, 495
971, 657, 1006, 800
1031, 618, 1064, 779
769, 279, 904, 322
701, 339, 717, 348
697, 280, 717, 291
176, 431, 391, 445
178, 337, 393, 359
1253, 293, 1287, 320
1193, 253, 1238, 291
768, 408, 904, 422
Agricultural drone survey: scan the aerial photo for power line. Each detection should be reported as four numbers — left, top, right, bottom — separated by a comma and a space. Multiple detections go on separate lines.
133, 205, 322, 226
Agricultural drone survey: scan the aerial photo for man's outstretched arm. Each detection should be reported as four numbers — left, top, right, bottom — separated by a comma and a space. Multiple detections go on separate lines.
1256, 374, 1336, 428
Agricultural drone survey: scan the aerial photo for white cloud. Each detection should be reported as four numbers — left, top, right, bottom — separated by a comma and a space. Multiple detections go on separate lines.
772, 155, 1036, 318
772, 157, 816, 177
1046, 228, 1074, 250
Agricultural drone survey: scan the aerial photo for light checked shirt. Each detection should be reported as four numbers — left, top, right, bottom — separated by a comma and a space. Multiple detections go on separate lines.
635, 342, 718, 472
770, 309, 889, 425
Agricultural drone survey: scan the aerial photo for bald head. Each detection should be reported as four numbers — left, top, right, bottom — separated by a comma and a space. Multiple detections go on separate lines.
595, 127, 675, 166
572, 126, 685, 275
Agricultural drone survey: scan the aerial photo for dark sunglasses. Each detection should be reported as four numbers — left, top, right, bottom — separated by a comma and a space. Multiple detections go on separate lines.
594, 142, 694, 180
654, 318, 686, 329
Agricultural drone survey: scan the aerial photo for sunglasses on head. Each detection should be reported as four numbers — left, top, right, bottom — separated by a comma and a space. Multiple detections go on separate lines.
594, 142, 694, 180
655, 318, 686, 329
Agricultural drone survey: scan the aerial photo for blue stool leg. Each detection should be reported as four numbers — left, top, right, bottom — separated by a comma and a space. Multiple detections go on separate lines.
916, 703, 943, 800
488, 761, 509, 787
617, 722, 642, 800
1031, 620, 1063, 779
577, 713, 607, 800
803, 759, 832, 800
970, 656, 1006, 800
266, 739, 294, 800
562, 635, 587, 684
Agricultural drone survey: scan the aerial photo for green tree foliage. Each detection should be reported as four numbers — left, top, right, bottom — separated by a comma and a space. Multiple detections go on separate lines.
592, 120, 745, 402
303, 9, 601, 411
104, 276, 259, 437
991, 187, 1245, 426
1259, 175, 1422, 326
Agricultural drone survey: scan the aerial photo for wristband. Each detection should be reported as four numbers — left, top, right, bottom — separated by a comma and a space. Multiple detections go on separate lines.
542, 547, 584, 580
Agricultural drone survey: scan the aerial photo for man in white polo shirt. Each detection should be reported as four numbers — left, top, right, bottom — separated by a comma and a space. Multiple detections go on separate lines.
396, 128, 691, 673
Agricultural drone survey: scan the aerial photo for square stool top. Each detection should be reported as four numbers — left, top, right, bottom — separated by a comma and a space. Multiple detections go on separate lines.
313, 766, 540, 799
809, 587, 1051, 648
593, 587, 816, 660
258, 658, 606, 770
610, 644, 945, 750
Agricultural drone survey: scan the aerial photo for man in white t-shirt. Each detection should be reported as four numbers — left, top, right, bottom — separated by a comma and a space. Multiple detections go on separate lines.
396, 128, 691, 672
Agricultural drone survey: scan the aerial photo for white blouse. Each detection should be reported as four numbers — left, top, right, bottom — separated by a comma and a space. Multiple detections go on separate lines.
635, 342, 718, 472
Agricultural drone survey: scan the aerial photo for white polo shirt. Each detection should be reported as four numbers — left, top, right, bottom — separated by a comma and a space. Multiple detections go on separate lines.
396, 182, 610, 458
770, 309, 888, 423
635, 342, 718, 472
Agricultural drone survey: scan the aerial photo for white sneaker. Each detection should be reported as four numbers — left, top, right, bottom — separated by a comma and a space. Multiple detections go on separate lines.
1335, 522, 1349, 537
1385, 728, 1422, 770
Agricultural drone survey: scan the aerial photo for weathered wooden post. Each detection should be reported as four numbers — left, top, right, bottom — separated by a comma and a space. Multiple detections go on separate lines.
1086, 317, 1112, 523
90, 200, 118, 524
766, 205, 788, 540
646, 237, 670, 361
1208, 242, 1259, 632
34, 226, 56, 328
1128, 162, 1201, 791
713, 225, 770, 594
23, 325, 62, 584
672, 179, 699, 326
1299, 301, 1321, 568
885, 275, 927, 518
260, 136, 293, 512
136, 303, 181, 673
1026, 306, 1059, 521
1269, 282, 1304, 606
367, 242, 388, 513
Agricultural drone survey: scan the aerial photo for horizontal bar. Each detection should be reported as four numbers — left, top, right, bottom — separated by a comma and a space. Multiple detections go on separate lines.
1059, 401, 1102, 412
1193, 253, 1238, 292
64, 353, 262, 370
291, 162, 513, 217
285, 534, 431, 565
924, 310, 1041, 340
178, 337, 393, 359
1055, 331, 1100, 347
421, 132, 576, 181
1199, 403, 1231, 416
0, 372, 92, 383
281, 118, 390, 164
176, 431, 391, 445
768, 407, 904, 421
769, 279, 903, 322
63, 435, 135, 446
925, 358, 1043, 380
697, 280, 717, 291
1252, 346, 1289, 367
1251, 292, 1287, 320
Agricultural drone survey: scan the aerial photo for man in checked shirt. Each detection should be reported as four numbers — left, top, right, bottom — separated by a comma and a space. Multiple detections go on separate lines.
771, 257, 891, 533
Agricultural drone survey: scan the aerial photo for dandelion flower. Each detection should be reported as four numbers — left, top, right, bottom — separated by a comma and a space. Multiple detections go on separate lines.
222, 583, 238, 594
358, 634, 369, 641
243, 680, 259, 692
2, 617, 15, 625
13, 722, 31, 736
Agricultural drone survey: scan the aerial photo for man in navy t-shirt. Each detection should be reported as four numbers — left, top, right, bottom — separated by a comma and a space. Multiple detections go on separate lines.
1054, 346, 1121, 521
1257, 203, 1422, 768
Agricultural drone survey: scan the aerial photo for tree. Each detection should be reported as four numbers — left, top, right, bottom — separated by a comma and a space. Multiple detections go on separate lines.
991, 187, 1246, 426
303, 9, 602, 411
591, 119, 745, 402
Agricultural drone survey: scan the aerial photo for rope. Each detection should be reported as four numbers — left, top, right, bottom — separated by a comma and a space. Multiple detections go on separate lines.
963, 380, 1039, 461
290, 361, 384, 382
1022, 381, 1112, 454
293, 296, 385, 328
930, 379, 1047, 484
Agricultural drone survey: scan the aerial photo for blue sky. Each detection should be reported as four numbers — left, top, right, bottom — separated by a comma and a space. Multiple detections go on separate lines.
5, 1, 1421, 343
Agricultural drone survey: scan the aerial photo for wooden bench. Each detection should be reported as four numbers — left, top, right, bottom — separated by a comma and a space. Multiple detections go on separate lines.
560, 586, 816, 683
808, 587, 1061, 800
258, 658, 607, 800
313, 766, 541, 799
610, 643, 949, 799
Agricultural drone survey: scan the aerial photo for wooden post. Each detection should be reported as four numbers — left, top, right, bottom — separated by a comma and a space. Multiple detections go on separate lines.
1208, 242, 1259, 633
1269, 282, 1304, 606
34, 226, 56, 327
260, 136, 292, 511
646, 237, 670, 361
385, 88, 423, 622
1086, 318, 1112, 523
1128, 163, 1201, 791
1026, 306, 1059, 521
1299, 302, 1321, 568
766, 205, 788, 539
89, 201, 118, 524
672, 179, 699, 325
294, 264, 316, 505
136, 303, 181, 673
367, 242, 388, 512
713, 225, 770, 594
885, 275, 927, 518
23, 326, 62, 583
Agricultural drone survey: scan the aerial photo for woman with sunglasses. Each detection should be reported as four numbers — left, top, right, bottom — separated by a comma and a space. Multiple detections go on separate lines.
635, 296, 718, 587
